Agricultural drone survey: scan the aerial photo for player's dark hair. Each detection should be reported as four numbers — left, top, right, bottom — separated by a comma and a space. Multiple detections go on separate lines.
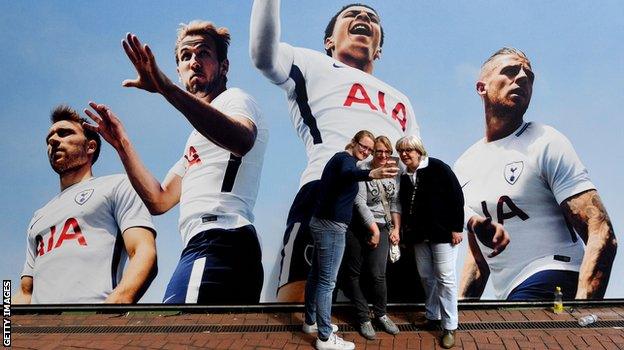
50, 105, 101, 164
324, 3, 384, 56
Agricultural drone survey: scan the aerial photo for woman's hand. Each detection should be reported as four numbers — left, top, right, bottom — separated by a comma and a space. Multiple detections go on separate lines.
367, 223, 381, 248
451, 231, 463, 246
389, 227, 400, 245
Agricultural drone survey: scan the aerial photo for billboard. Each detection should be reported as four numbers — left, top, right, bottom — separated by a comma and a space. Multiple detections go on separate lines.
0, 0, 621, 304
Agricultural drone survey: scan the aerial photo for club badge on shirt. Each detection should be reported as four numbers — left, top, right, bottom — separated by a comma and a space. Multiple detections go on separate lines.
75, 189, 94, 205
504, 161, 524, 185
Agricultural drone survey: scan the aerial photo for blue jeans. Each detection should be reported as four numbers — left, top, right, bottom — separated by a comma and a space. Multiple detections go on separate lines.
304, 217, 348, 341
414, 242, 458, 330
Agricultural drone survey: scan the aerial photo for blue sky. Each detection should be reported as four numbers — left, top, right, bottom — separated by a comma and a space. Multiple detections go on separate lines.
1, 1, 622, 302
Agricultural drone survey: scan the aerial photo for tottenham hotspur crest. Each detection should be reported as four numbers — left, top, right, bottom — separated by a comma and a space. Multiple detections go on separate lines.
504, 161, 524, 185
75, 189, 94, 205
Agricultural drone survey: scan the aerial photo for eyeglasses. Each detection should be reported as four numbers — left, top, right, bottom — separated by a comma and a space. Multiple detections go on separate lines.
374, 150, 391, 155
397, 148, 417, 154
357, 142, 374, 154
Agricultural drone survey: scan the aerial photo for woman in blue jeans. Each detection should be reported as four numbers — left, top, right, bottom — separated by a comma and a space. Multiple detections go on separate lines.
304, 130, 399, 350
397, 135, 464, 349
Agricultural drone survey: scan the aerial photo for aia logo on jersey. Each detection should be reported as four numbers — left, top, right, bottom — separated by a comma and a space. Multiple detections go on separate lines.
75, 189, 94, 205
184, 146, 202, 167
343, 83, 408, 131
35, 218, 87, 256
504, 161, 524, 185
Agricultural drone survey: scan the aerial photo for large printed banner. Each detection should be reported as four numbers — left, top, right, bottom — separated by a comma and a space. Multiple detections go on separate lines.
0, 1, 621, 305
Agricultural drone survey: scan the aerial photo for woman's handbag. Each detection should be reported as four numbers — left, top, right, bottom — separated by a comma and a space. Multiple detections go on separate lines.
376, 180, 401, 263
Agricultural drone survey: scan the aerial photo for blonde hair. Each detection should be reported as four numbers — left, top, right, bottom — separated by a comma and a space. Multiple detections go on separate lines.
345, 130, 375, 150
479, 47, 531, 79
374, 135, 392, 154
175, 20, 230, 64
395, 135, 427, 157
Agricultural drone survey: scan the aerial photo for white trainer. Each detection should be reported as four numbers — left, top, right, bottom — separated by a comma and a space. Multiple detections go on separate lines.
315, 333, 355, 350
302, 322, 339, 334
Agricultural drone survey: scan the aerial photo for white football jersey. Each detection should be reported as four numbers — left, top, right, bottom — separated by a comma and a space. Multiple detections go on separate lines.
454, 122, 595, 299
274, 43, 420, 187
168, 88, 268, 246
21, 175, 155, 303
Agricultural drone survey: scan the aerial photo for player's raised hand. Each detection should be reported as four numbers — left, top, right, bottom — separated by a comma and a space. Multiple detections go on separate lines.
122, 33, 171, 94
83, 102, 127, 151
471, 216, 510, 258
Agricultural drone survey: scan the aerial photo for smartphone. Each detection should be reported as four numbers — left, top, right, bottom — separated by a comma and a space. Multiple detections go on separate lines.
386, 156, 400, 168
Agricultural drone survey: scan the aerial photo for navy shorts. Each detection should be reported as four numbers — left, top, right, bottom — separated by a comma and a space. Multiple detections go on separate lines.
163, 225, 263, 304
277, 181, 320, 291
506, 270, 579, 301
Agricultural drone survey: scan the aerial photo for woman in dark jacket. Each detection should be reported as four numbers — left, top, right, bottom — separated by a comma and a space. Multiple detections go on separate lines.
304, 130, 399, 350
396, 135, 464, 349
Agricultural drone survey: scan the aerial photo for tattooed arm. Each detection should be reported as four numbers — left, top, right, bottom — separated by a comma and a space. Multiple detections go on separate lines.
561, 189, 617, 299
459, 230, 490, 299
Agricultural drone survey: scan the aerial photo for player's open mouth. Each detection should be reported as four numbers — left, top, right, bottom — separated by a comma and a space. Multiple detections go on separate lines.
190, 74, 206, 83
349, 23, 372, 36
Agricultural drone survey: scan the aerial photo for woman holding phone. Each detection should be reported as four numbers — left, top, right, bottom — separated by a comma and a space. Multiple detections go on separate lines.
304, 130, 399, 350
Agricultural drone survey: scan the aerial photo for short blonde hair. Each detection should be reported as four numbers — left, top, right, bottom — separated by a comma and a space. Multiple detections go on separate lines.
479, 47, 530, 80
395, 135, 427, 157
345, 130, 375, 150
374, 135, 392, 154
175, 20, 230, 65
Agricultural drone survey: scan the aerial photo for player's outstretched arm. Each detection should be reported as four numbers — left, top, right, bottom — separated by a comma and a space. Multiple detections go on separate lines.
459, 232, 489, 299
250, 0, 290, 84
105, 227, 157, 303
13, 276, 33, 304
84, 102, 181, 215
122, 33, 257, 157
561, 189, 617, 299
